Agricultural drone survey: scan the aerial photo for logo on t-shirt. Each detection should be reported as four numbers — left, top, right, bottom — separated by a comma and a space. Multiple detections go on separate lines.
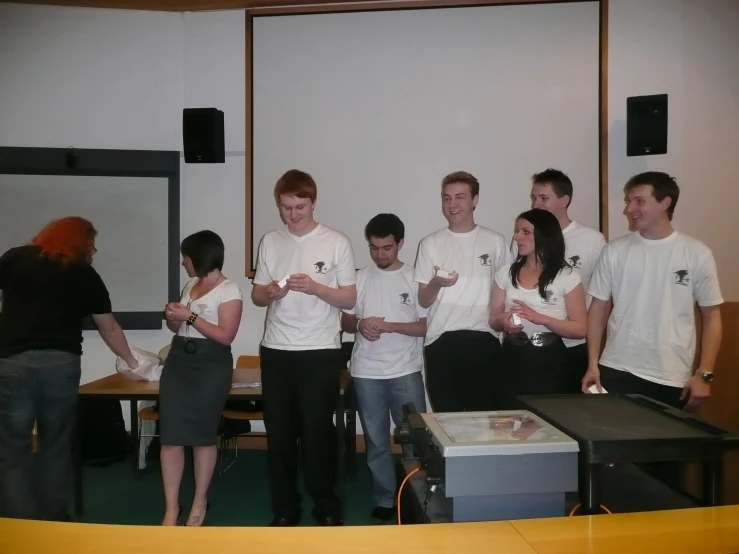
541, 290, 556, 306
568, 255, 582, 269
399, 293, 411, 305
478, 254, 491, 266
314, 261, 328, 274
674, 270, 690, 286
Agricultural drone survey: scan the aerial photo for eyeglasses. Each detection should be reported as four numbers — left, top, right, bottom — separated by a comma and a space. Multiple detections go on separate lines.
91, 245, 97, 254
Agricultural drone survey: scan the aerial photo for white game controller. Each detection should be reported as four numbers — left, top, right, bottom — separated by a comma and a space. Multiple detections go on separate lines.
588, 384, 608, 394
511, 313, 522, 326
436, 269, 455, 279
277, 275, 289, 288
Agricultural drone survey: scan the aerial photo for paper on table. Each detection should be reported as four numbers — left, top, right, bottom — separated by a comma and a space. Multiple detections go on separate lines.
232, 381, 261, 389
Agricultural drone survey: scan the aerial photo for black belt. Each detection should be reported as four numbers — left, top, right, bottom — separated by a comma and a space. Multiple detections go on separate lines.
504, 331, 561, 347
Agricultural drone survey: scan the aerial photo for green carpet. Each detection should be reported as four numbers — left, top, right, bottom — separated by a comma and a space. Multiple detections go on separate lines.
80, 450, 379, 527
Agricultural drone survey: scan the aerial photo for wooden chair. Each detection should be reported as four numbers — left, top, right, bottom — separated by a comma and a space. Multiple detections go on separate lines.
219, 354, 263, 474
134, 345, 169, 475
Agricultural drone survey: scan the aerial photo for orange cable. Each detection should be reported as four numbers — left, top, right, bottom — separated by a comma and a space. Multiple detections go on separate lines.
569, 503, 612, 516
396, 466, 421, 525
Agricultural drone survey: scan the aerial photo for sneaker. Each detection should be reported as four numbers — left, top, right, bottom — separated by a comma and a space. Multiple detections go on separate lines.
370, 506, 396, 524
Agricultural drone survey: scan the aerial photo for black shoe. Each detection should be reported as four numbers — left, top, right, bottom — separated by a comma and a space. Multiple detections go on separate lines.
315, 514, 344, 526
269, 513, 301, 527
370, 506, 396, 524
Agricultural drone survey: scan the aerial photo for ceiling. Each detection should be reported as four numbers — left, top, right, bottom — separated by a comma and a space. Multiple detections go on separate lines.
3, 0, 569, 12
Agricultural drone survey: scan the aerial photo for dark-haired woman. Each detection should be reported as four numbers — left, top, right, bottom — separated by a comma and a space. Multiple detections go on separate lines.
489, 209, 587, 409
159, 230, 243, 526
0, 216, 138, 521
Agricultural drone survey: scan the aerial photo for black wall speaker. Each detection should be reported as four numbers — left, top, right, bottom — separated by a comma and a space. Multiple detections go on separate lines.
626, 94, 668, 156
183, 108, 225, 163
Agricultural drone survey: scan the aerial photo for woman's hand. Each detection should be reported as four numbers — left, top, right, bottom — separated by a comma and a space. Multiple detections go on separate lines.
500, 310, 525, 333
511, 300, 550, 326
165, 302, 191, 322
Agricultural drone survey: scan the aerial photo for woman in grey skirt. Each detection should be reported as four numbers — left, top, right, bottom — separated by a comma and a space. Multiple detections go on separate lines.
160, 230, 243, 526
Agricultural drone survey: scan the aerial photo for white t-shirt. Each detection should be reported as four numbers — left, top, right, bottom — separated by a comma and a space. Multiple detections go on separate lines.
494, 264, 582, 337
510, 220, 605, 348
588, 231, 724, 387
344, 263, 427, 379
253, 223, 356, 351
414, 226, 509, 345
178, 278, 243, 339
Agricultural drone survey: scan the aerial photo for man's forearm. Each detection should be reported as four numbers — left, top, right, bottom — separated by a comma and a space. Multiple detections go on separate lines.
386, 321, 426, 338
98, 327, 134, 363
315, 284, 356, 310
342, 313, 359, 334
418, 282, 440, 309
698, 307, 722, 372
251, 285, 271, 308
586, 299, 608, 366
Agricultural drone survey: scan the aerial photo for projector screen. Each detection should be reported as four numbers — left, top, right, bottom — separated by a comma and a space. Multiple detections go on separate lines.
0, 174, 169, 312
0, 147, 180, 329
250, 1, 601, 270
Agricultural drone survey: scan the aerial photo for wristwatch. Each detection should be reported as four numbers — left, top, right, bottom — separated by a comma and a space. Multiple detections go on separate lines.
698, 370, 715, 383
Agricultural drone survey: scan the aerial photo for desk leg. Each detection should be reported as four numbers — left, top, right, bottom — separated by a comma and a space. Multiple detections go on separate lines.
73, 401, 84, 519
579, 462, 602, 515
130, 400, 138, 475
336, 393, 346, 515
702, 458, 723, 506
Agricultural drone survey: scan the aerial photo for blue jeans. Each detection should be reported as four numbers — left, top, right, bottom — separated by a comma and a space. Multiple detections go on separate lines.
0, 350, 81, 520
353, 371, 426, 508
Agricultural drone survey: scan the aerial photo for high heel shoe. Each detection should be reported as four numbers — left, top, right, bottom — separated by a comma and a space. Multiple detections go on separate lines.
184, 501, 209, 527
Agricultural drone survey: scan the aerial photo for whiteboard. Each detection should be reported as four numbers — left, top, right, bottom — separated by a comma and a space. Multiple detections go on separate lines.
252, 2, 601, 269
0, 174, 169, 312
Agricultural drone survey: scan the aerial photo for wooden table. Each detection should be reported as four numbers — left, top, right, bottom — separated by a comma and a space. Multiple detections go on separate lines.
4, 506, 739, 553
75, 369, 356, 518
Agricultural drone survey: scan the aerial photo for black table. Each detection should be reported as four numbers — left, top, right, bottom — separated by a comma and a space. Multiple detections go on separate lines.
517, 394, 739, 515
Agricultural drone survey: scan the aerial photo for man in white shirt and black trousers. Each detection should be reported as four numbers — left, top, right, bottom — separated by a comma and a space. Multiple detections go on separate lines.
252, 169, 357, 527
583, 171, 723, 409
341, 213, 427, 524
527, 168, 607, 392
414, 171, 509, 412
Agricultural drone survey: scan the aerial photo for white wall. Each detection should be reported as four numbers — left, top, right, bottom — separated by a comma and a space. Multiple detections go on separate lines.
1, 0, 738, 428
607, 0, 739, 299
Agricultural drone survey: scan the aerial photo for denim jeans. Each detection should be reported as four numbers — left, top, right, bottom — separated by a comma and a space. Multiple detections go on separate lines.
0, 350, 81, 520
353, 371, 427, 508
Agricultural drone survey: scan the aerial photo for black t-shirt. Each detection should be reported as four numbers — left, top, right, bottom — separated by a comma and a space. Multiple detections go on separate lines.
0, 245, 112, 358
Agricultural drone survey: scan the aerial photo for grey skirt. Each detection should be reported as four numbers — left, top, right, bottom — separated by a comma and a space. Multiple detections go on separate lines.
159, 335, 233, 446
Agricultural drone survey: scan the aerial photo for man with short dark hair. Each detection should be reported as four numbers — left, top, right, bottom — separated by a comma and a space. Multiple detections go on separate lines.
527, 168, 606, 391
341, 213, 426, 524
252, 169, 357, 527
584, 171, 723, 410
414, 171, 509, 412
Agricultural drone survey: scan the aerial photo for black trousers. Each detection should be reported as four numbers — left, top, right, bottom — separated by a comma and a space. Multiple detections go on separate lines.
260, 346, 343, 519
599, 365, 687, 488
566, 343, 589, 393
599, 365, 686, 409
424, 330, 503, 412
500, 338, 571, 410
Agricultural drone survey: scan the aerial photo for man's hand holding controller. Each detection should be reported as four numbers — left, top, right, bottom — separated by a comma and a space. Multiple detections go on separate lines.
433, 266, 458, 287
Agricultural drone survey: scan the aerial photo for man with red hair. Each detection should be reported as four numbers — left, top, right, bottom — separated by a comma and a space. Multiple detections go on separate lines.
0, 216, 138, 521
